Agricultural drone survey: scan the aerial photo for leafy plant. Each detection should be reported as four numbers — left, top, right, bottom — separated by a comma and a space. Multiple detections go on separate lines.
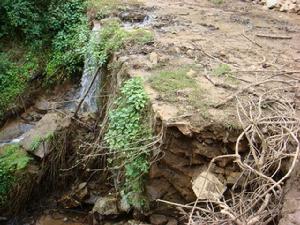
90, 20, 129, 66
30, 132, 54, 151
212, 64, 231, 77
0, 145, 31, 205
0, 0, 89, 120
105, 77, 152, 209
0, 51, 38, 119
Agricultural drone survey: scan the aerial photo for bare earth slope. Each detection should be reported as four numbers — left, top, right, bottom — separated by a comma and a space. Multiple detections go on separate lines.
122, 0, 300, 223
127, 0, 300, 129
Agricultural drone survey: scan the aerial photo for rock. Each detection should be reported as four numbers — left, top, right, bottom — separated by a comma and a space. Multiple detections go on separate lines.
176, 123, 192, 136
20, 113, 71, 158
0, 217, 7, 221
150, 214, 168, 225
186, 69, 197, 77
149, 52, 159, 65
192, 171, 226, 200
93, 196, 119, 215
146, 178, 171, 200
34, 98, 60, 113
160, 166, 195, 201
166, 218, 178, 225
119, 12, 146, 22
192, 140, 223, 158
226, 172, 241, 184
118, 194, 131, 213
266, 0, 278, 8
128, 220, 151, 225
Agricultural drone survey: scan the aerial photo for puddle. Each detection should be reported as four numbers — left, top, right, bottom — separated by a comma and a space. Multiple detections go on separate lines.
34, 215, 86, 225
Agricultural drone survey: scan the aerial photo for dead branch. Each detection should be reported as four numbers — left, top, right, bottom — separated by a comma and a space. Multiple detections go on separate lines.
241, 33, 262, 48
169, 87, 299, 225
255, 34, 292, 39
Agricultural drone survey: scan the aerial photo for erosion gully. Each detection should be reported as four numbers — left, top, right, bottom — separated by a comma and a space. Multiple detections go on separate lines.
0, 17, 152, 225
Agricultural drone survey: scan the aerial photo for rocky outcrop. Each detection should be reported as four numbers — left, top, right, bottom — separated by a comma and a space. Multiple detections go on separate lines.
146, 124, 242, 211
252, 0, 300, 13
20, 113, 71, 158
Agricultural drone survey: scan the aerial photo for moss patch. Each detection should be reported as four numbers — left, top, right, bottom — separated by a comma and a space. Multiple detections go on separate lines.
0, 145, 31, 205
149, 68, 206, 108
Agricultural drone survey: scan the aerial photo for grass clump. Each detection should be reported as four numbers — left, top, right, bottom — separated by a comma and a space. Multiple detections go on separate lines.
30, 132, 54, 152
212, 64, 231, 77
149, 68, 211, 117
90, 20, 129, 66
212, 64, 238, 84
90, 20, 154, 66
0, 145, 31, 205
105, 77, 152, 209
210, 0, 224, 5
150, 68, 205, 105
128, 29, 154, 45
150, 69, 197, 93
88, 0, 142, 19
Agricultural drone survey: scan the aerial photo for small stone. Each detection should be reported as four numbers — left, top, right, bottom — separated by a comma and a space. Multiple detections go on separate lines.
192, 171, 226, 200
150, 214, 168, 225
166, 218, 178, 225
118, 194, 131, 213
0, 217, 7, 221
186, 49, 194, 57
149, 52, 159, 65
266, 0, 277, 8
93, 196, 119, 215
63, 217, 68, 222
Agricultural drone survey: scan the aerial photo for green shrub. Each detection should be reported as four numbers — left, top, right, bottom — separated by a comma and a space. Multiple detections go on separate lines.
0, 145, 31, 205
105, 77, 152, 208
0, 51, 38, 118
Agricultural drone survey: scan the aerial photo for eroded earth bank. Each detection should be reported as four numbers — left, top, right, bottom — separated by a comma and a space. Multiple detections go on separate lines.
1, 0, 300, 225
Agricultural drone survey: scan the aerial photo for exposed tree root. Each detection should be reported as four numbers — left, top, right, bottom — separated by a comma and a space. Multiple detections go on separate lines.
160, 86, 299, 225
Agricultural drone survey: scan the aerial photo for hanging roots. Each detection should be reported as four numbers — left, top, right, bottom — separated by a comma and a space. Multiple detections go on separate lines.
183, 87, 300, 225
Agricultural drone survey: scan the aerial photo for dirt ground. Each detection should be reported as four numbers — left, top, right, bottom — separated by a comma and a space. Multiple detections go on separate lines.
125, 0, 300, 132
123, 0, 300, 223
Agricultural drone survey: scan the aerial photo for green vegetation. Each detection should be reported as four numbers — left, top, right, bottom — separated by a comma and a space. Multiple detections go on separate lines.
210, 0, 224, 5
90, 20, 154, 66
212, 63, 238, 84
129, 29, 154, 45
30, 132, 54, 151
212, 64, 231, 77
88, 0, 141, 19
0, 0, 89, 120
105, 77, 152, 209
150, 69, 197, 93
149, 68, 211, 118
0, 145, 31, 205
0, 50, 38, 118
150, 68, 205, 106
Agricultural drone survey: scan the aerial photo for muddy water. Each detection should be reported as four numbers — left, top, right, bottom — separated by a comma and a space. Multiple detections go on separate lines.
0, 119, 34, 148
34, 214, 86, 225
